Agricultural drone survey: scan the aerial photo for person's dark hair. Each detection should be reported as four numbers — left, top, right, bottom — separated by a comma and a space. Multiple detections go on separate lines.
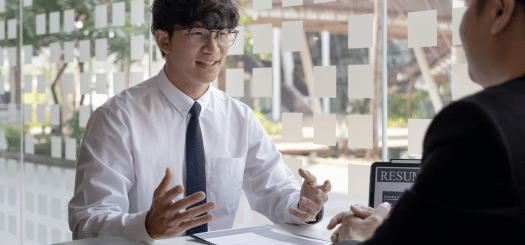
151, 0, 240, 57
475, 0, 525, 16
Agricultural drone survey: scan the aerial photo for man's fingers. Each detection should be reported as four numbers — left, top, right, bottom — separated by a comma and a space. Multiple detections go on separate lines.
314, 189, 329, 204
289, 207, 311, 221
179, 214, 214, 232
163, 185, 185, 203
153, 167, 174, 197
331, 228, 340, 243
327, 211, 347, 230
299, 197, 321, 213
177, 201, 216, 221
350, 205, 374, 219
321, 180, 332, 193
298, 168, 317, 184
170, 192, 206, 212
366, 202, 391, 223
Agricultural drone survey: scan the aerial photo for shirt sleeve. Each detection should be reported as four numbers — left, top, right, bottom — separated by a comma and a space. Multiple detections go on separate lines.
68, 107, 154, 244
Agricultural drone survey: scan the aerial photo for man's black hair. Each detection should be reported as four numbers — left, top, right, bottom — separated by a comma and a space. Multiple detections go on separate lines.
475, 0, 525, 16
151, 0, 240, 57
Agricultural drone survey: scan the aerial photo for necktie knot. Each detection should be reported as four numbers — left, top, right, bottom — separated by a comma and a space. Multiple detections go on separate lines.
189, 102, 201, 119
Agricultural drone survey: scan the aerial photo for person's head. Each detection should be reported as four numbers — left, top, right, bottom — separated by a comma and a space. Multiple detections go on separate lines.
151, 0, 239, 95
460, 0, 525, 88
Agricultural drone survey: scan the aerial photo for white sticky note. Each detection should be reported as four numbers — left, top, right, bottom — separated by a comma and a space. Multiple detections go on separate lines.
452, 7, 467, 46
7, 19, 17, 39
38, 224, 47, 244
7, 159, 17, 178
253, 0, 272, 10
314, 0, 336, 2
408, 119, 432, 156
51, 136, 62, 158
64, 73, 74, 94
79, 106, 90, 128
96, 73, 107, 94
451, 63, 483, 101
113, 72, 125, 94
95, 4, 108, 29
0, 0, 4, 13
283, 158, 304, 182
228, 26, 244, 56
226, 68, 244, 97
348, 163, 370, 199
50, 104, 60, 125
24, 162, 36, 184
131, 0, 144, 25
64, 10, 75, 33
24, 45, 32, 64
49, 11, 60, 34
38, 194, 47, 215
252, 67, 272, 97
25, 134, 34, 154
23, 75, 32, 93
8, 103, 17, 122
36, 14, 46, 35
130, 72, 143, 86
408, 10, 437, 48
51, 198, 61, 219
348, 14, 373, 49
0, 76, 4, 94
313, 113, 336, 146
0, 131, 6, 150
26, 192, 35, 212
282, 0, 303, 7
37, 164, 48, 185
51, 166, 61, 188
95, 38, 107, 61
8, 47, 17, 66
65, 137, 76, 160
80, 73, 90, 94
282, 21, 303, 52
0, 21, 4, 39
347, 115, 373, 149
79, 40, 90, 63
37, 75, 46, 93
24, 104, 32, 123
253, 24, 272, 54
282, 113, 302, 143
50, 42, 60, 64
24, 0, 32, 7
65, 169, 75, 191
37, 104, 45, 124
64, 41, 74, 63
112, 2, 125, 27
131, 35, 144, 61
0, 46, 3, 66
313, 66, 336, 98
348, 64, 374, 98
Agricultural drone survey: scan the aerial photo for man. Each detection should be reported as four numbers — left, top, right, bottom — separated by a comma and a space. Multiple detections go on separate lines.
68, 0, 331, 243
329, 0, 525, 244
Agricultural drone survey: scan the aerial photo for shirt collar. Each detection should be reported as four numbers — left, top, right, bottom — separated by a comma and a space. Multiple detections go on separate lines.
157, 65, 211, 117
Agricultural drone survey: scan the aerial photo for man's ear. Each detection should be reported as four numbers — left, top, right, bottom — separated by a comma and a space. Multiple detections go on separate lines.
155, 29, 171, 55
490, 0, 517, 35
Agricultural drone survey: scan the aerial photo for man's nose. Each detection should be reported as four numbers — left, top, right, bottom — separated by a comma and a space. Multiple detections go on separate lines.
202, 32, 220, 53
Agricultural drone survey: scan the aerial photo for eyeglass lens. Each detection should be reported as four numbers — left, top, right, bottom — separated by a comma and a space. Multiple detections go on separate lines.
189, 28, 236, 47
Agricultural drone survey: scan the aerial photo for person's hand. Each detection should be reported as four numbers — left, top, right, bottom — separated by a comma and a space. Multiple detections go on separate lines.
145, 167, 216, 239
327, 202, 391, 243
289, 168, 331, 222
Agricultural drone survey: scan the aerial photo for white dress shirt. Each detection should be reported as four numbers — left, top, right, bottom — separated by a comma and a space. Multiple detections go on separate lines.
68, 67, 309, 243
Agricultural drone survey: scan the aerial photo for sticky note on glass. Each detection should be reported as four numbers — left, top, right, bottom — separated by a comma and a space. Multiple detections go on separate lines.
36, 14, 46, 35
64, 73, 74, 94
313, 66, 336, 98
25, 134, 34, 154
51, 136, 62, 158
282, 0, 303, 7
0, 131, 6, 150
0, 0, 4, 13
64, 9, 75, 33
282, 113, 302, 143
24, 45, 32, 64
347, 115, 373, 149
79, 40, 90, 63
252, 67, 272, 97
50, 11, 60, 34
24, 0, 32, 7
282, 21, 303, 52
131, 35, 144, 61
65, 137, 76, 160
408, 10, 437, 48
50, 42, 60, 63
37, 75, 46, 93
253, 24, 272, 54
8, 19, 16, 39
130, 72, 143, 87
24, 104, 32, 123
8, 103, 17, 122
348, 163, 370, 199
283, 157, 304, 182
79, 106, 90, 128
0, 47, 3, 65
348, 64, 373, 98
0, 21, 5, 39
112, 2, 125, 27
95, 4, 108, 29
451, 63, 483, 101
8, 47, 16, 66
348, 14, 373, 49
131, 0, 144, 25
253, 0, 271, 10
0, 76, 4, 94
23, 75, 32, 93
96, 73, 107, 94
80, 73, 90, 94
228, 26, 244, 56
314, 0, 336, 3
314, 113, 336, 146
95, 38, 107, 61
37, 104, 45, 124
226, 68, 244, 97
452, 7, 467, 46
113, 72, 125, 94
50, 104, 60, 125
408, 119, 432, 156
64, 41, 74, 63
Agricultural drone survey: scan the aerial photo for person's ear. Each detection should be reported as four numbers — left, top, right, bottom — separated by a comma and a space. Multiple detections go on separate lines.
155, 29, 171, 55
490, 0, 517, 35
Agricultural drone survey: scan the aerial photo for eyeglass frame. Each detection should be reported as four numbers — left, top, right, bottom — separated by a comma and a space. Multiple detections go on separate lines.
173, 27, 240, 47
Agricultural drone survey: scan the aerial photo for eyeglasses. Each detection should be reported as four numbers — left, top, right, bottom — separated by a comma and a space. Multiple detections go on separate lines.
174, 27, 239, 47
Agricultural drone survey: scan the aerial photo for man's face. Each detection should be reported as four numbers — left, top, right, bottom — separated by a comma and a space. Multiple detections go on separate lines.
460, 0, 490, 84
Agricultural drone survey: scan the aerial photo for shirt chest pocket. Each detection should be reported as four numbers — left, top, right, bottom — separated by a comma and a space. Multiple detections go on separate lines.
209, 157, 245, 206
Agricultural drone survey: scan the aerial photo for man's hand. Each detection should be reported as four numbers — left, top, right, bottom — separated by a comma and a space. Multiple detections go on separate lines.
145, 167, 216, 239
289, 168, 331, 222
327, 202, 391, 243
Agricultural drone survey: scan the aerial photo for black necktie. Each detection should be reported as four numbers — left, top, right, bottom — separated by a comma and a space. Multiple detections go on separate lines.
185, 102, 208, 235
